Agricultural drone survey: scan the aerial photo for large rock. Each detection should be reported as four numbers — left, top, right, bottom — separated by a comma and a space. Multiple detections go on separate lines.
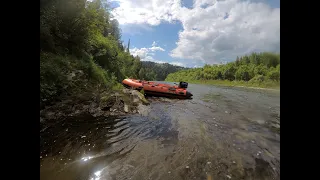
99, 95, 116, 111
137, 104, 151, 116
131, 90, 149, 105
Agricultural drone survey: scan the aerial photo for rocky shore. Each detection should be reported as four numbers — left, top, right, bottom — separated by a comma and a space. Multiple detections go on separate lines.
40, 88, 150, 123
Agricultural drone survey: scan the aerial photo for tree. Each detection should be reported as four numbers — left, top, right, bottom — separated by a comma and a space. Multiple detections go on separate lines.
139, 68, 146, 80
235, 56, 240, 66
127, 39, 130, 53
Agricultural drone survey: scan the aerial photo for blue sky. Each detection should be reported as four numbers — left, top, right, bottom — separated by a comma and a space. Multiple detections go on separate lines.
110, 0, 280, 68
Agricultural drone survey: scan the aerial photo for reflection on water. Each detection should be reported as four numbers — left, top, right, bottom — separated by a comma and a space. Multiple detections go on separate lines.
82, 156, 93, 162
40, 84, 280, 180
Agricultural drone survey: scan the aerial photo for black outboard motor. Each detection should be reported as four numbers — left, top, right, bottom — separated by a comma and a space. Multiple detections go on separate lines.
178, 81, 188, 89
186, 91, 193, 98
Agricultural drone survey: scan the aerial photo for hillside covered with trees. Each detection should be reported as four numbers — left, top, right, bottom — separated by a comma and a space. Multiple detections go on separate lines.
139, 61, 187, 81
165, 52, 280, 88
40, 0, 143, 108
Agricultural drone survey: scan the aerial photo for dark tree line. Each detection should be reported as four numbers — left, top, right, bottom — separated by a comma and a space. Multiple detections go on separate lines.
139, 61, 187, 81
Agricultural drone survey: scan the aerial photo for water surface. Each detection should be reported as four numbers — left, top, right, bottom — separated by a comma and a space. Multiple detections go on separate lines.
40, 83, 280, 180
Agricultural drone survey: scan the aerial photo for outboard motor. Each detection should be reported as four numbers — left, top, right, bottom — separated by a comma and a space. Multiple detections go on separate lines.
186, 91, 193, 98
178, 81, 188, 89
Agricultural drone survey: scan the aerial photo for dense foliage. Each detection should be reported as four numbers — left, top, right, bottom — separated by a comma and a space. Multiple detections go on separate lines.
140, 61, 186, 81
165, 52, 280, 86
40, 0, 142, 107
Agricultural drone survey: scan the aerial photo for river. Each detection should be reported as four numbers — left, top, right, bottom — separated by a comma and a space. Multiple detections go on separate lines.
40, 83, 280, 180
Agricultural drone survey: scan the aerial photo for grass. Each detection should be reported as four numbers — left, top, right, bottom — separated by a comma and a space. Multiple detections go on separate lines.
177, 80, 280, 90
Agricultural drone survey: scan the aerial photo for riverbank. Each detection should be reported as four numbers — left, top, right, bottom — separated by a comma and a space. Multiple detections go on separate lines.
174, 80, 280, 90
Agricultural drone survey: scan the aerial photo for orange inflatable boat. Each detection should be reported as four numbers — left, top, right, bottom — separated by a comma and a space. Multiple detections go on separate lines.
122, 78, 193, 99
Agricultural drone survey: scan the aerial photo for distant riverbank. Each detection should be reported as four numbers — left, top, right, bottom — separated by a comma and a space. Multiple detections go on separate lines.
171, 80, 280, 90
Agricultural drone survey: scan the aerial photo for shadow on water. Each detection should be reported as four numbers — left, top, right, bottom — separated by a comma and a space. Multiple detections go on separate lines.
40, 83, 280, 180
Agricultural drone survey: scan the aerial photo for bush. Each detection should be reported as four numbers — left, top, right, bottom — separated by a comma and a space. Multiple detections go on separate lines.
249, 75, 266, 83
40, 52, 114, 106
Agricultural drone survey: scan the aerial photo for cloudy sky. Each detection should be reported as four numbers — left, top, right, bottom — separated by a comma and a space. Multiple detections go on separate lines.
109, 0, 280, 67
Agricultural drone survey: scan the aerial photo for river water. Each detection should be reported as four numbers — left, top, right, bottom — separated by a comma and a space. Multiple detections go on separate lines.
40, 83, 280, 180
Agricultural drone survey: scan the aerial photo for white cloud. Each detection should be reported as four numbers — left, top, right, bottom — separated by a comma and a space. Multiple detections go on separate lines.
130, 42, 166, 61
120, 24, 154, 35
170, 61, 185, 67
152, 41, 157, 46
130, 47, 149, 59
111, 0, 280, 65
110, 0, 182, 25
154, 60, 166, 64
149, 46, 165, 52
170, 0, 280, 64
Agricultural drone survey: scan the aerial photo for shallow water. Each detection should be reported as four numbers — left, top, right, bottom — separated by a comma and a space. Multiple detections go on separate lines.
40, 83, 280, 180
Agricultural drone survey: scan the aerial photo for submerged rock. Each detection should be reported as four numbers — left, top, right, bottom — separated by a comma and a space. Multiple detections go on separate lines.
124, 103, 129, 113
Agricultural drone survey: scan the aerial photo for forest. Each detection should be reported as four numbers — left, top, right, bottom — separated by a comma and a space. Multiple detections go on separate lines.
140, 61, 186, 81
166, 52, 280, 88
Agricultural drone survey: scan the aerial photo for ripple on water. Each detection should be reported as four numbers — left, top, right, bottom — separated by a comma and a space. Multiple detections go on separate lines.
41, 85, 279, 180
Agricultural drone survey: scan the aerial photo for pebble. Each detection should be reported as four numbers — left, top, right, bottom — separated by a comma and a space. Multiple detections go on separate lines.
225, 111, 229, 114
207, 162, 211, 165
66, 128, 68, 132
257, 151, 262, 156
40, 156, 42, 159
168, 171, 171, 174
81, 136, 86, 138
251, 140, 255, 143
186, 166, 189, 168
226, 175, 232, 179
215, 124, 218, 127
232, 161, 236, 164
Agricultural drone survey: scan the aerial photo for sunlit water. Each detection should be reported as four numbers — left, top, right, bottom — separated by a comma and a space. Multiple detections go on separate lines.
40, 83, 280, 180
